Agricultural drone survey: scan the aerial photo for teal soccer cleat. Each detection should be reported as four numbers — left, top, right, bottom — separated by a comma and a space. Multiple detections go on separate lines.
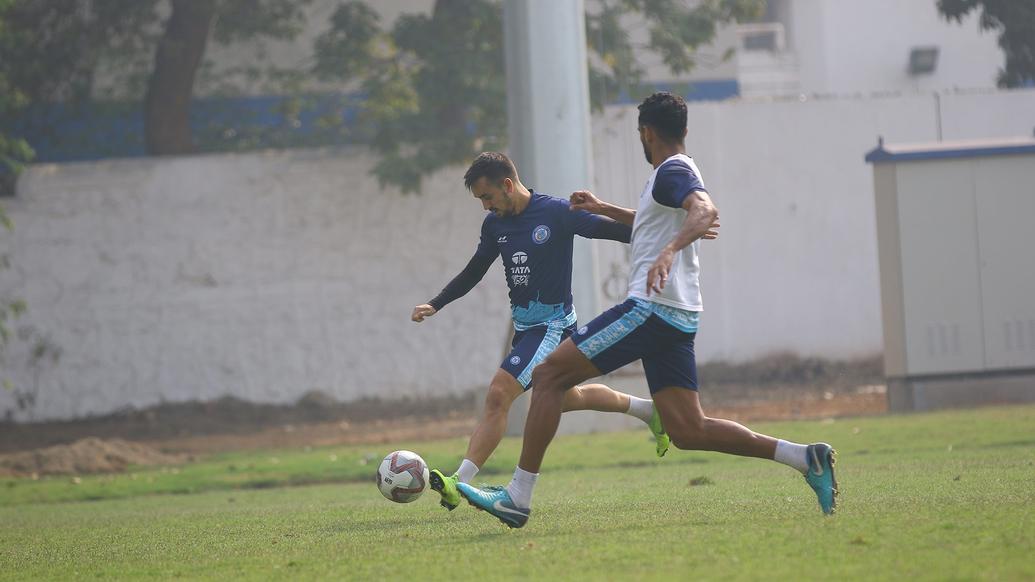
805, 442, 838, 515
455, 482, 530, 529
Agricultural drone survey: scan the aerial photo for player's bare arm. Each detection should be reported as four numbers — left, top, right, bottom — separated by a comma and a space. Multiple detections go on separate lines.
572, 189, 719, 239
646, 189, 718, 295
569, 190, 636, 225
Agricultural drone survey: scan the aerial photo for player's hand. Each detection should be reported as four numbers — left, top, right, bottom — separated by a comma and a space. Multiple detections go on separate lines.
646, 248, 675, 296
702, 218, 721, 240
569, 190, 604, 214
411, 304, 437, 322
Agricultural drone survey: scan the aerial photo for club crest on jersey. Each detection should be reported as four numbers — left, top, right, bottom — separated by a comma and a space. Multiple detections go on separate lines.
510, 355, 521, 366
532, 225, 551, 244
512, 251, 528, 264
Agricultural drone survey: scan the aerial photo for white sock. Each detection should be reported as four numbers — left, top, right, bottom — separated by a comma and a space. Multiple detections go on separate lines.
774, 440, 809, 474
626, 396, 654, 423
506, 466, 538, 508
455, 459, 479, 484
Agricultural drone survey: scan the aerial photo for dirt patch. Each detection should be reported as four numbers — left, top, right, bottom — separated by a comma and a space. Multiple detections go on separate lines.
144, 414, 479, 456
0, 355, 887, 462
0, 391, 477, 454
0, 437, 190, 478
705, 386, 887, 422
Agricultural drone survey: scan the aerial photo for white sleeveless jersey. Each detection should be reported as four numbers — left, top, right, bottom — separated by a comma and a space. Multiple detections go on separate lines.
626, 153, 705, 311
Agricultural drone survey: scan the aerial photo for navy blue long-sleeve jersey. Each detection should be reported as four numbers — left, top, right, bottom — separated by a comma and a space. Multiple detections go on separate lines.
429, 191, 631, 329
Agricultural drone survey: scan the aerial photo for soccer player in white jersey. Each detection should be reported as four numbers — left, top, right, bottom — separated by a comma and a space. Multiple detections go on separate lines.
457, 93, 838, 528
412, 152, 690, 512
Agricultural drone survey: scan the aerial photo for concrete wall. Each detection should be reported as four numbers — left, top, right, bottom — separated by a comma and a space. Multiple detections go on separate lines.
4, 88, 1035, 420
0, 149, 512, 420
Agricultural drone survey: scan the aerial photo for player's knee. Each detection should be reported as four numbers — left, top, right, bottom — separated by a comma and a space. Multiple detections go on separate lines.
483, 384, 515, 416
530, 360, 570, 393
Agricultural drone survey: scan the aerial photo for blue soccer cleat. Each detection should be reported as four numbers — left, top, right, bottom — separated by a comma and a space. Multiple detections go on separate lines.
805, 442, 838, 515
456, 482, 530, 529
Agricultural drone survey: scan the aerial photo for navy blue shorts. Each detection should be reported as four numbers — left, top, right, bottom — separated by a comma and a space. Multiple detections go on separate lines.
572, 298, 699, 394
500, 319, 577, 390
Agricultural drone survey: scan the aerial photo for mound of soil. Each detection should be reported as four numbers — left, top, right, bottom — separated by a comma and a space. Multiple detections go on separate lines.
0, 437, 188, 477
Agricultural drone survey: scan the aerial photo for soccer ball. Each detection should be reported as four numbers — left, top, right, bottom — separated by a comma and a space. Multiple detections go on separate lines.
376, 450, 429, 503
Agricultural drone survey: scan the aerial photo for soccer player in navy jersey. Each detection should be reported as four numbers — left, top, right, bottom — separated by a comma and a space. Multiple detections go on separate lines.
458, 93, 837, 528
413, 152, 699, 512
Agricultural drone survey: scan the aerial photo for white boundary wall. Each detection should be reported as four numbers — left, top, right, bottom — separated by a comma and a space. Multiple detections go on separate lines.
1, 150, 512, 420
3, 89, 1034, 420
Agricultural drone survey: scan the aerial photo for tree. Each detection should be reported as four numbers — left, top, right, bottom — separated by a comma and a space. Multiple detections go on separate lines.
937, 0, 1035, 87
145, 0, 315, 154
0, 0, 313, 156
2, 0, 762, 190
314, 0, 764, 192
0, 0, 34, 195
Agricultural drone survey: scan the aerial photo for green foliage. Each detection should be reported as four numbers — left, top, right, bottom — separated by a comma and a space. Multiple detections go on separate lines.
0, 0, 160, 103
311, 1, 381, 82
0, 0, 315, 159
314, 0, 505, 193
0, 0, 316, 102
0, 0, 50, 410
1, 406, 1034, 579
2, 0, 764, 191
937, 0, 1035, 87
0, 205, 59, 418
589, 0, 763, 106
201, 0, 315, 97
315, 0, 764, 192
0, 0, 34, 187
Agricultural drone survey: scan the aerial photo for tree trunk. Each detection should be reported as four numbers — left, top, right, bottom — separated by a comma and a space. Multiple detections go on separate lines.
144, 0, 216, 155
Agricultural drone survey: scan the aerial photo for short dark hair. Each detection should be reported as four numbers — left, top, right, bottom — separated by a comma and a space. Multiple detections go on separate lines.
637, 92, 687, 143
464, 152, 517, 190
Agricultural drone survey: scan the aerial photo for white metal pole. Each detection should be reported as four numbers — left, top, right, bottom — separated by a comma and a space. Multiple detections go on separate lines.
502, 0, 599, 435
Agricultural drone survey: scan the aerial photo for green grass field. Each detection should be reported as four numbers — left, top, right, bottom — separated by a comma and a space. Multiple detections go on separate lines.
2, 405, 1034, 580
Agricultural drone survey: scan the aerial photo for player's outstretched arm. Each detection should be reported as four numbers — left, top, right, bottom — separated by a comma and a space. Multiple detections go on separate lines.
414, 252, 496, 322
569, 190, 636, 226
646, 190, 718, 296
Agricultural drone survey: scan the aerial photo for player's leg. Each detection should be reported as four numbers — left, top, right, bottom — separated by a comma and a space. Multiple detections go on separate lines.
560, 383, 627, 413
457, 300, 656, 526
520, 339, 603, 473
553, 321, 667, 455
430, 324, 558, 511
652, 387, 777, 458
429, 369, 523, 511
648, 339, 837, 514
455, 338, 600, 527
560, 383, 669, 457
463, 369, 524, 468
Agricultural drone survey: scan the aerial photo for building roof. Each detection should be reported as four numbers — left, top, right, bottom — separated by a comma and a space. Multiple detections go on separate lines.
864, 136, 1035, 164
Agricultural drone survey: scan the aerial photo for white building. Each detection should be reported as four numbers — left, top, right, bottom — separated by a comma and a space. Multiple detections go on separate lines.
735, 0, 1004, 98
